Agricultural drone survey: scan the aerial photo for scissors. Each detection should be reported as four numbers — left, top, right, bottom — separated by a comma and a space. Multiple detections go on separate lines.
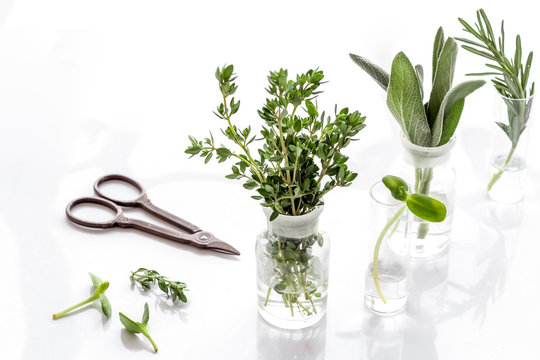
66, 174, 240, 256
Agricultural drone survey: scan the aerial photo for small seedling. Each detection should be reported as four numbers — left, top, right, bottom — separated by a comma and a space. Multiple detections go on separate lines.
119, 303, 158, 352
130, 268, 188, 303
52, 273, 111, 319
373, 176, 447, 303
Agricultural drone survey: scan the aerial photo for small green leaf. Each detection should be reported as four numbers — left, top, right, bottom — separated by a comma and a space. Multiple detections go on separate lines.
382, 175, 409, 201
204, 152, 212, 164
89, 273, 103, 289
269, 210, 279, 221
222, 65, 234, 82
99, 294, 111, 318
142, 303, 149, 326
405, 193, 447, 222
119, 312, 143, 334
97, 281, 109, 294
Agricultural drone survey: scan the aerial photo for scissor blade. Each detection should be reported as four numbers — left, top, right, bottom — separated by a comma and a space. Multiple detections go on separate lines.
207, 240, 241, 256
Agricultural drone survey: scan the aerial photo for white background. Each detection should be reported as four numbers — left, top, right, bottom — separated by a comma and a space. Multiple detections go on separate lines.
1, 0, 540, 359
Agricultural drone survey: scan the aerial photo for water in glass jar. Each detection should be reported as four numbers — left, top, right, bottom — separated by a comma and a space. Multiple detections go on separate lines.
488, 153, 526, 203
364, 261, 407, 314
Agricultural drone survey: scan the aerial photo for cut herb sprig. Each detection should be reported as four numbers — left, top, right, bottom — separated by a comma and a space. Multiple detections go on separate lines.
186, 65, 366, 220
52, 273, 111, 319
119, 303, 158, 352
130, 268, 188, 303
373, 176, 446, 303
457, 9, 535, 190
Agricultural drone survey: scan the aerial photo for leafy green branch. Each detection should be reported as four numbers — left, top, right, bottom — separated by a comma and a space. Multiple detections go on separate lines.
456, 9, 535, 191
186, 65, 366, 220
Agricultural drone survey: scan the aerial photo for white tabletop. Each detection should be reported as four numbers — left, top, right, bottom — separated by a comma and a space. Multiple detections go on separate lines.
1, 1, 540, 359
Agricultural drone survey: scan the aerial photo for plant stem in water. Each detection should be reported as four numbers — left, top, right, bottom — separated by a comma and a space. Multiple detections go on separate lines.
487, 145, 516, 191
373, 205, 407, 304
415, 168, 433, 239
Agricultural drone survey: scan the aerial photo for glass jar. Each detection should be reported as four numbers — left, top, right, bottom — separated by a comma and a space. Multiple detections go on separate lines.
390, 134, 456, 258
488, 94, 535, 203
256, 206, 329, 329
365, 181, 410, 315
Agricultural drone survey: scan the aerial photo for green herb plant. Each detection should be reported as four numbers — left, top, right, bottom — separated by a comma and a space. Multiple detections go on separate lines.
457, 9, 535, 191
373, 176, 446, 303
52, 273, 111, 319
130, 268, 188, 303
186, 65, 366, 317
119, 303, 158, 352
350, 27, 484, 238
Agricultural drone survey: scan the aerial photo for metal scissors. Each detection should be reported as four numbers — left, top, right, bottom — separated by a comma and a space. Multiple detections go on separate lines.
66, 174, 240, 255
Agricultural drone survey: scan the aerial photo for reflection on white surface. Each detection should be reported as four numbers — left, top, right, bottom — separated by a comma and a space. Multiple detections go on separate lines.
257, 314, 327, 360
361, 309, 405, 360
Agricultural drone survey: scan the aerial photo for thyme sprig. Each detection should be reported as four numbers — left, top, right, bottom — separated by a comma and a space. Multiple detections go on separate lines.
186, 65, 366, 220
130, 268, 188, 303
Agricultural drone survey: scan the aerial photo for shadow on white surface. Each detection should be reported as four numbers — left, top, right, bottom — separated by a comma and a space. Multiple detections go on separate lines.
120, 329, 156, 354
129, 284, 190, 321
257, 314, 327, 360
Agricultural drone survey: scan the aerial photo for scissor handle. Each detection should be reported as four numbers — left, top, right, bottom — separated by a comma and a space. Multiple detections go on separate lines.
94, 174, 147, 207
66, 197, 123, 228
94, 174, 202, 234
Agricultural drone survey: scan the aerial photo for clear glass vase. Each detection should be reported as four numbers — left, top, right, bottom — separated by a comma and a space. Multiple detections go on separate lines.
256, 206, 329, 329
365, 181, 410, 314
390, 134, 456, 258
487, 95, 535, 203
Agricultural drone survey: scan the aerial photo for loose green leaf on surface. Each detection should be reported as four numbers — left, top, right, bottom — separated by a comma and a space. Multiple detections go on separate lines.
119, 303, 158, 352
130, 268, 188, 303
52, 273, 111, 319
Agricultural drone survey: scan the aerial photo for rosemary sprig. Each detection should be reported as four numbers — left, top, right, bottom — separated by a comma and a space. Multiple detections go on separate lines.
457, 9, 535, 190
130, 268, 188, 303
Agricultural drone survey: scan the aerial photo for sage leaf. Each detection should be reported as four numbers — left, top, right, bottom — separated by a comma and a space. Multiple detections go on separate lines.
432, 27, 445, 81
386, 52, 431, 146
349, 53, 389, 91
430, 80, 485, 146
405, 193, 446, 222
415, 64, 424, 100
428, 38, 458, 128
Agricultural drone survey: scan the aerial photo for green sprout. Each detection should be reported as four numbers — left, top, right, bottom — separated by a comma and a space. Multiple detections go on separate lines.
373, 176, 447, 303
52, 273, 111, 319
119, 303, 158, 352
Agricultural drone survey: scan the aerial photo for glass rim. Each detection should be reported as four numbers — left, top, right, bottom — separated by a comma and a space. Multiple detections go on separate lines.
499, 93, 535, 101
369, 181, 403, 208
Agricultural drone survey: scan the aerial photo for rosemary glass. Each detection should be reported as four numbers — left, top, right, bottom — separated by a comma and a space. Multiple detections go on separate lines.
365, 181, 410, 315
256, 206, 329, 329
390, 135, 456, 258
488, 95, 535, 203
